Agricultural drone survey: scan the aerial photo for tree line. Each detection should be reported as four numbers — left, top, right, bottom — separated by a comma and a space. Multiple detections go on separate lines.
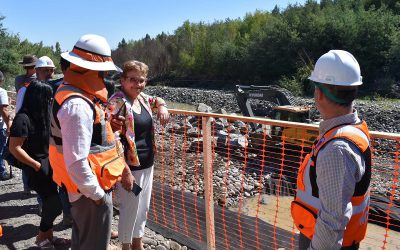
0, 16, 61, 91
112, 0, 400, 97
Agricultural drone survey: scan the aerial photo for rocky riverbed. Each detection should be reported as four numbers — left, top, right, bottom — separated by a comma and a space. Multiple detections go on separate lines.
147, 85, 400, 207
145, 86, 400, 133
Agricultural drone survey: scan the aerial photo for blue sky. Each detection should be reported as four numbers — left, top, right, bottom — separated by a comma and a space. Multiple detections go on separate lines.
1, 0, 306, 52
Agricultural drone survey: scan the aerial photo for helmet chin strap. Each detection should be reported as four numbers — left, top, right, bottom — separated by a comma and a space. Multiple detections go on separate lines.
314, 82, 348, 104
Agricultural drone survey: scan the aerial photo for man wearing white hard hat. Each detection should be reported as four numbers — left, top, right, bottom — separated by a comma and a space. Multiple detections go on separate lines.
49, 34, 133, 250
15, 56, 56, 112
291, 50, 371, 249
35, 56, 56, 81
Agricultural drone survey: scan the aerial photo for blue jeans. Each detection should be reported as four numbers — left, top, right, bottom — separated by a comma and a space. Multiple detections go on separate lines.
0, 128, 7, 176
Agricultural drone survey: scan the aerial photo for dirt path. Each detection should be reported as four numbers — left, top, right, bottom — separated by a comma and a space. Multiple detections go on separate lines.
0, 167, 120, 250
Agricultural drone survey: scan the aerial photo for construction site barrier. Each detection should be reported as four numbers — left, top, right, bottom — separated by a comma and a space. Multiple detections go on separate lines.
148, 109, 400, 250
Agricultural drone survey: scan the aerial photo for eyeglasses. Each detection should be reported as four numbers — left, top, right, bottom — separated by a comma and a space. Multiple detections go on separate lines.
125, 76, 147, 84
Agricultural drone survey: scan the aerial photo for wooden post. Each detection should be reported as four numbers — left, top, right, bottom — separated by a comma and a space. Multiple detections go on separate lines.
202, 116, 216, 250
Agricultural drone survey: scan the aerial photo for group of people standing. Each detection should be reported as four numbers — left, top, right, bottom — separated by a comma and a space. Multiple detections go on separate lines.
1, 34, 169, 250
0, 33, 372, 250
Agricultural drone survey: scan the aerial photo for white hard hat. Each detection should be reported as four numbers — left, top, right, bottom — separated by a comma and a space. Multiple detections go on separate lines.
61, 34, 117, 71
308, 50, 362, 86
35, 56, 55, 68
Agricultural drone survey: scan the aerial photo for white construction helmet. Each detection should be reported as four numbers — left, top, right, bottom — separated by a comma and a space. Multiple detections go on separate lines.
61, 34, 117, 71
308, 50, 362, 86
35, 56, 56, 68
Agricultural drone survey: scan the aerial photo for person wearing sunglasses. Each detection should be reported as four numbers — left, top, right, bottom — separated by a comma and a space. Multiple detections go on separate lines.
107, 60, 169, 250
49, 34, 128, 250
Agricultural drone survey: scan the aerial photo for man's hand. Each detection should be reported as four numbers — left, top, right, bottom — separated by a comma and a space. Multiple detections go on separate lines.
121, 166, 134, 192
157, 106, 169, 126
110, 115, 125, 132
94, 195, 105, 206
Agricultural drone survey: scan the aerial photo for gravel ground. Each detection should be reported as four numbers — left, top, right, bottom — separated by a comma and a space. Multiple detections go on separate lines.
0, 168, 191, 250
0, 167, 73, 250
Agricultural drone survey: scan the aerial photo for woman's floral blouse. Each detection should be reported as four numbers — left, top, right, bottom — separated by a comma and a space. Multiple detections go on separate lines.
107, 90, 166, 167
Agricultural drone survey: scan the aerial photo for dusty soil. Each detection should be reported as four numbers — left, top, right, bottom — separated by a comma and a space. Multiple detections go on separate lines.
0, 167, 120, 250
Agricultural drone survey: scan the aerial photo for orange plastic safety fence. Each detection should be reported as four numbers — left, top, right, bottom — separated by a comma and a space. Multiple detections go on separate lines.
148, 110, 400, 250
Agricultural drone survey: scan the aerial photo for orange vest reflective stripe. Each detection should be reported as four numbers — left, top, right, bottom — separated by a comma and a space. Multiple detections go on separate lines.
291, 121, 371, 247
49, 83, 125, 193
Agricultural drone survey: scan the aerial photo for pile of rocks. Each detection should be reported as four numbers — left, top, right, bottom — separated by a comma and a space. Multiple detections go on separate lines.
146, 86, 400, 133
152, 91, 400, 206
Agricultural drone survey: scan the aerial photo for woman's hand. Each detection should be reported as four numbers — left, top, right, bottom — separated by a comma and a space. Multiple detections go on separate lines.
121, 165, 134, 192
110, 115, 125, 133
33, 161, 41, 172
157, 106, 169, 126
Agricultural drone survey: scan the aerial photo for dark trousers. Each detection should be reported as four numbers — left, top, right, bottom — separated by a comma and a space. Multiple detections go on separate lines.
39, 194, 62, 231
70, 193, 112, 250
299, 233, 359, 250
25, 162, 62, 232
58, 186, 71, 216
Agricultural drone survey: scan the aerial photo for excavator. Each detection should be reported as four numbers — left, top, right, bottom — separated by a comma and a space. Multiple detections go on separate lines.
235, 85, 318, 196
235, 84, 318, 146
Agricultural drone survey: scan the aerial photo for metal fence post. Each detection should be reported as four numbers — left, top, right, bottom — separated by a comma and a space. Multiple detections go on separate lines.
202, 116, 216, 250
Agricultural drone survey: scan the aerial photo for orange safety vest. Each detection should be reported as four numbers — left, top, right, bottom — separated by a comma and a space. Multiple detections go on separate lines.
291, 121, 371, 247
49, 83, 125, 193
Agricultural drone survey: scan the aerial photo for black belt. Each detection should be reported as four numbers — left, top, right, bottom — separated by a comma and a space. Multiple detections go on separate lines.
104, 187, 115, 193
128, 165, 152, 171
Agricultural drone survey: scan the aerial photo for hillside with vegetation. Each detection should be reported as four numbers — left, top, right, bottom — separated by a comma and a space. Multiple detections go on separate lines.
112, 0, 400, 97
0, 16, 61, 90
